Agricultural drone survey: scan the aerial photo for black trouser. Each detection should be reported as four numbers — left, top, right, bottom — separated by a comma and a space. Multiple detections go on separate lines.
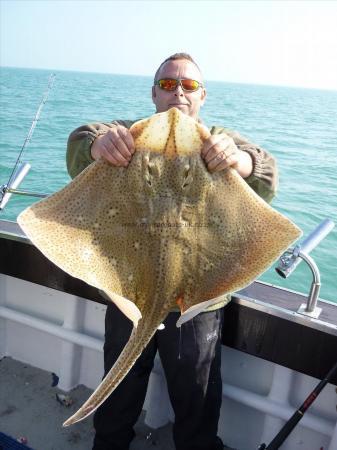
93, 303, 224, 450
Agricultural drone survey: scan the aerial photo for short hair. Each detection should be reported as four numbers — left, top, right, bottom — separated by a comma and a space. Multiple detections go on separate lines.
153, 53, 202, 83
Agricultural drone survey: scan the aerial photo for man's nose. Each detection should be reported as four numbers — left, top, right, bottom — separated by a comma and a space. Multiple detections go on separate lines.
174, 84, 184, 96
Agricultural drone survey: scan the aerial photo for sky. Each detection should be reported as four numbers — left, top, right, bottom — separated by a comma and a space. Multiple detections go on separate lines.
1, 0, 337, 90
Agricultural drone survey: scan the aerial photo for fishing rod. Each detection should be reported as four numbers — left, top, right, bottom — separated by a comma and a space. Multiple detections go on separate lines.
0, 73, 56, 210
258, 359, 337, 449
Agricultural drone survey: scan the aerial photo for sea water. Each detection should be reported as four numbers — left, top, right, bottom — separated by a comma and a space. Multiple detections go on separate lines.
0, 67, 336, 303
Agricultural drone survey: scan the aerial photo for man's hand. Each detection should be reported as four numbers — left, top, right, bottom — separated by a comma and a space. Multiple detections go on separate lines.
201, 134, 253, 178
91, 125, 135, 167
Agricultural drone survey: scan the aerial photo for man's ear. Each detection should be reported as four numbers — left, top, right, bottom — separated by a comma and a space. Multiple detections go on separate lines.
200, 88, 207, 106
152, 85, 156, 100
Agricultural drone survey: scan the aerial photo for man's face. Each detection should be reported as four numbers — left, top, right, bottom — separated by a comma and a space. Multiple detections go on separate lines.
152, 59, 206, 120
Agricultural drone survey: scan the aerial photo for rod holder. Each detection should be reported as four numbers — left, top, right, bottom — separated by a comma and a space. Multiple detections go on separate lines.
275, 218, 335, 319
0, 162, 31, 210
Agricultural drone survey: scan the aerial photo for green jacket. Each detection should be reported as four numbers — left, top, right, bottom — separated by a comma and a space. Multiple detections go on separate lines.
66, 118, 278, 311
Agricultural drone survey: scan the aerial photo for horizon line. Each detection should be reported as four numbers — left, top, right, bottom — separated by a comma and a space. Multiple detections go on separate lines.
1, 64, 337, 94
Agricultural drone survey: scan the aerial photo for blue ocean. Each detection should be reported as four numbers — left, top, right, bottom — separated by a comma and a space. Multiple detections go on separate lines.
1, 67, 336, 303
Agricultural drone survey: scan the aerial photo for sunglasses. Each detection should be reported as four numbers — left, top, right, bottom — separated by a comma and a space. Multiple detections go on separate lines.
155, 78, 203, 92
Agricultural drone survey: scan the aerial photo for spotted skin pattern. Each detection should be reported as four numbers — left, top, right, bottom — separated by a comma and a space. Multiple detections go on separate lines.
17, 108, 301, 426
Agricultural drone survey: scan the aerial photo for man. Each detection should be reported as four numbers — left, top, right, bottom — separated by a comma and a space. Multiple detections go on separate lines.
67, 53, 278, 450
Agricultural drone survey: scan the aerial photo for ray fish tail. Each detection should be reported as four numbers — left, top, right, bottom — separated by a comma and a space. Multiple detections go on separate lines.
62, 305, 171, 427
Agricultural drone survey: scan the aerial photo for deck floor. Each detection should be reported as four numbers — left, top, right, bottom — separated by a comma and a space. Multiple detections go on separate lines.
0, 357, 175, 450
0, 357, 236, 450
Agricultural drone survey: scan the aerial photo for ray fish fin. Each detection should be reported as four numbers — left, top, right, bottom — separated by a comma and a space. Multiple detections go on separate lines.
101, 290, 142, 328
176, 296, 227, 327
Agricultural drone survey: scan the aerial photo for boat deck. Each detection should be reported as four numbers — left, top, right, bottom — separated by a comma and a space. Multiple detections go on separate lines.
0, 357, 176, 450
0, 357, 238, 450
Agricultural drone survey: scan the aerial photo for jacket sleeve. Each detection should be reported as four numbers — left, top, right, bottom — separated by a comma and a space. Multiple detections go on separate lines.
66, 120, 135, 179
210, 126, 278, 203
